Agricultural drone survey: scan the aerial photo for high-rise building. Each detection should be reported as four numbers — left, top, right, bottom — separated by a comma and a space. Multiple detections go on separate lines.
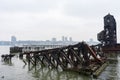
11, 36, 17, 46
51, 38, 57, 42
64, 37, 68, 41
62, 36, 65, 41
69, 37, 72, 41
11, 36, 17, 42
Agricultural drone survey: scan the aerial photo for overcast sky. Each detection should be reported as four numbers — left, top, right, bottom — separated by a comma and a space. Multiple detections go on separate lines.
0, 0, 120, 42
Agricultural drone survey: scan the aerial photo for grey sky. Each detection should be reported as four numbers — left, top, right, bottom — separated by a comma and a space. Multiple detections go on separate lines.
0, 0, 120, 42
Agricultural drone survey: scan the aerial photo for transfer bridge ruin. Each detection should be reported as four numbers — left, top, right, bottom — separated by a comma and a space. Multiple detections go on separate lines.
22, 42, 107, 77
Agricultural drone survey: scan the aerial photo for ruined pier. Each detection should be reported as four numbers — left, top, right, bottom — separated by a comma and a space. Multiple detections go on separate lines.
22, 42, 107, 77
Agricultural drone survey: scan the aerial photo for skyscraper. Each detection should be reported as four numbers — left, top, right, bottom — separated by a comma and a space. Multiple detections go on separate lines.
11, 36, 17, 46
11, 36, 17, 42
62, 36, 65, 41
69, 37, 72, 42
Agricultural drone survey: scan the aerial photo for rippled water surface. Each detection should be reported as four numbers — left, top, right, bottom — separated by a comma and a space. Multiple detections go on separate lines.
0, 46, 120, 80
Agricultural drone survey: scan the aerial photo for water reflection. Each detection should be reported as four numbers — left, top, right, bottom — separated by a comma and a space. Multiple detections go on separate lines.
1, 60, 14, 66
27, 64, 92, 80
1, 55, 14, 66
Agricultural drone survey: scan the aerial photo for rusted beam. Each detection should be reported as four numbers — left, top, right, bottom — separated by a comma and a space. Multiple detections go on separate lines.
84, 42, 102, 64
60, 50, 74, 67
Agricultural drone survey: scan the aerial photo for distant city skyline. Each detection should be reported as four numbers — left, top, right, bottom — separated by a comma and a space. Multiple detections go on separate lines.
1, 36, 74, 41
1, 36, 97, 42
0, 0, 120, 42
0, 35, 98, 46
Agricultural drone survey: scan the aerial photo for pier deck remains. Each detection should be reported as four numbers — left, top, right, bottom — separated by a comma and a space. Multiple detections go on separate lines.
10, 45, 65, 53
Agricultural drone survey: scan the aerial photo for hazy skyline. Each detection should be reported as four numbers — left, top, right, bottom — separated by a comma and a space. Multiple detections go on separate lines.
0, 0, 120, 42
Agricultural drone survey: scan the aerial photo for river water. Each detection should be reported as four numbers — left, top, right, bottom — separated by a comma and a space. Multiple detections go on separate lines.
0, 46, 120, 80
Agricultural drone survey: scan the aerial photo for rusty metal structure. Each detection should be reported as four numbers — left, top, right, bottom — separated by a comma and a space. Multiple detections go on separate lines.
97, 13, 117, 46
97, 14, 120, 53
23, 42, 106, 76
